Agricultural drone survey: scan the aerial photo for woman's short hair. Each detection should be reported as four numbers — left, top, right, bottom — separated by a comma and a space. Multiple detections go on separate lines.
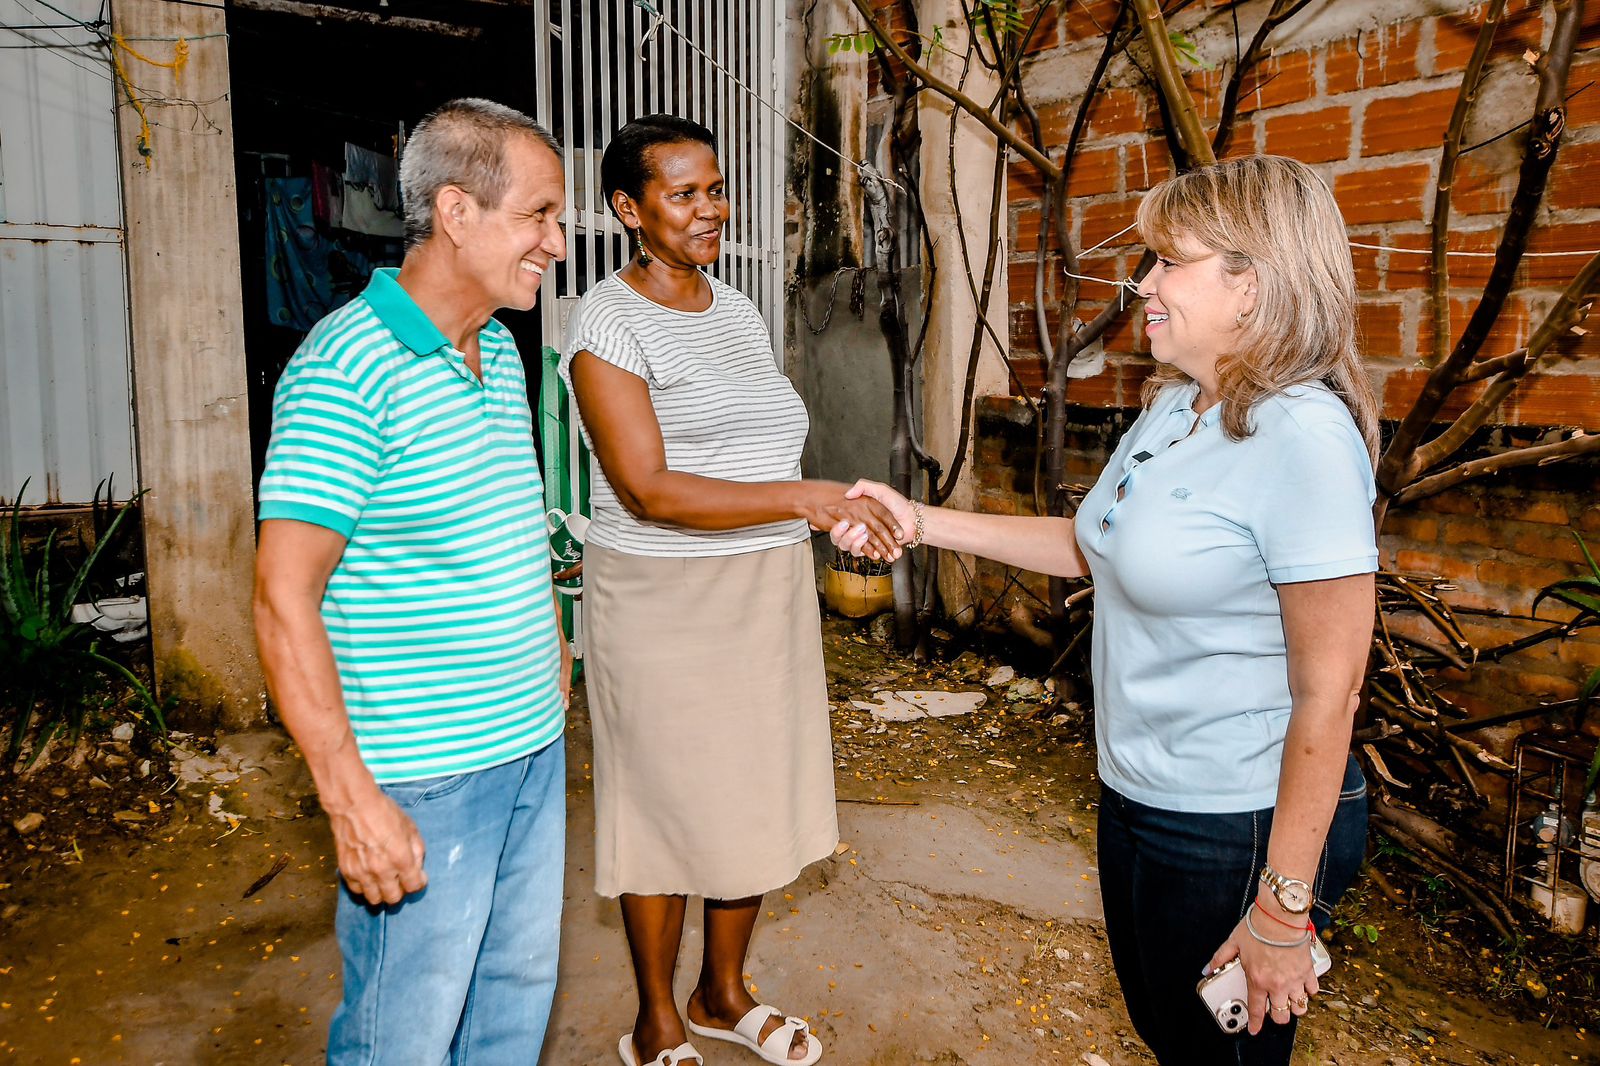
1136, 155, 1379, 460
600, 114, 719, 215
399, 98, 559, 250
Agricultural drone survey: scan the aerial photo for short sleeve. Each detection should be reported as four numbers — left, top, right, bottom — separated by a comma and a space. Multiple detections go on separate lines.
561, 299, 651, 386
257, 359, 383, 539
1250, 414, 1378, 584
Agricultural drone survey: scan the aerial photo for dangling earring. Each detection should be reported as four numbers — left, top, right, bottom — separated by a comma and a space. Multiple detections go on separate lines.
634, 229, 654, 268
1235, 308, 1251, 326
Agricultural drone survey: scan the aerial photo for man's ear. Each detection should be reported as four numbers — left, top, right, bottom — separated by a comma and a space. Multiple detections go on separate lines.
435, 185, 474, 247
611, 189, 641, 232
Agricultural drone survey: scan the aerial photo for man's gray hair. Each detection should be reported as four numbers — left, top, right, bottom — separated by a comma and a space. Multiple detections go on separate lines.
400, 98, 560, 250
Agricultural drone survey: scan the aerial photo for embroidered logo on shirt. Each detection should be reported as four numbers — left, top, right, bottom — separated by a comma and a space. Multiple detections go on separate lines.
1171, 487, 1193, 500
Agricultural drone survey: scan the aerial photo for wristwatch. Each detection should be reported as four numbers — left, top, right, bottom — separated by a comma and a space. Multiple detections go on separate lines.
1259, 862, 1314, 915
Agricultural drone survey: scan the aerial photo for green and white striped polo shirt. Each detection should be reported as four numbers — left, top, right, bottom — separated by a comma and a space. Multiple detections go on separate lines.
258, 268, 564, 782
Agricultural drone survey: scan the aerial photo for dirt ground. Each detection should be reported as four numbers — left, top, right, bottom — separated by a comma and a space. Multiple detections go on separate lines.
1, 617, 1595, 1065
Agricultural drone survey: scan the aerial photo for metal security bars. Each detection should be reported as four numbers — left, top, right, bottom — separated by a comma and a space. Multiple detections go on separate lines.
533, 0, 788, 363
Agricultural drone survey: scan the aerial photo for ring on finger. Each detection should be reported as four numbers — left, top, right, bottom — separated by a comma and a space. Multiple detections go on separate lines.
1292, 995, 1309, 1010
1270, 1001, 1291, 1014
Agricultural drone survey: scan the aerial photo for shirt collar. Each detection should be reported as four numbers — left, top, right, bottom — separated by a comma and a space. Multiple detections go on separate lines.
1174, 382, 1224, 427
361, 267, 451, 357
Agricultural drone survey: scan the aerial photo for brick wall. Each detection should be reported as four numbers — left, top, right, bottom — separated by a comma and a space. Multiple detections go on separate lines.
1007, 1, 1600, 413
951, 1, 1600, 715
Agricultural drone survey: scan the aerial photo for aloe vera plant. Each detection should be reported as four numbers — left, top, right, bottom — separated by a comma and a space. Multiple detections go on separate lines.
0, 479, 164, 768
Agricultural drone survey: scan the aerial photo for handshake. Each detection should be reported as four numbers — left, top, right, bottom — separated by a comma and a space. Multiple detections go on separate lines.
804, 479, 914, 562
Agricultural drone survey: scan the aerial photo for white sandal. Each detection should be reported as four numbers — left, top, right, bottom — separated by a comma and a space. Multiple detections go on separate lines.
687, 1004, 823, 1066
617, 1034, 704, 1066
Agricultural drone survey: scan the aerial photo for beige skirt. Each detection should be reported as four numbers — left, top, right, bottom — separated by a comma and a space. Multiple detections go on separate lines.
583, 541, 840, 899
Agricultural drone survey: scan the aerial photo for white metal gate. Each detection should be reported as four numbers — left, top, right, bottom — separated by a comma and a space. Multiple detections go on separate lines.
0, 0, 136, 504
532, 0, 787, 361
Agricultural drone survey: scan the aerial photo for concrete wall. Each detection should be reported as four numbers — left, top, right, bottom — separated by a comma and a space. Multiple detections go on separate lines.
112, 0, 265, 727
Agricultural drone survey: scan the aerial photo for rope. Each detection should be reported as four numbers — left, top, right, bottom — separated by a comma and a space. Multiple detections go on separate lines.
108, 34, 189, 166
1350, 240, 1600, 258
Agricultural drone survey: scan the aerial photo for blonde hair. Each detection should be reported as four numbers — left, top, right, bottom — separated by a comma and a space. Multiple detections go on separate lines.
1135, 155, 1379, 462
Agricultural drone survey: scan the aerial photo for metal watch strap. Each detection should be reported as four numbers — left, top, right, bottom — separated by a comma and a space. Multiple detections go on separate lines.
1259, 862, 1313, 914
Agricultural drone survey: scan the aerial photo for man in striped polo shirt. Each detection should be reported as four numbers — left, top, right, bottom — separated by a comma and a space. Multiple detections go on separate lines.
253, 99, 570, 1064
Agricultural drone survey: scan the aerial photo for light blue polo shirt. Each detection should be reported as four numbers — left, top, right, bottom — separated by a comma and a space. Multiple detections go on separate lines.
257, 268, 564, 783
1075, 382, 1377, 813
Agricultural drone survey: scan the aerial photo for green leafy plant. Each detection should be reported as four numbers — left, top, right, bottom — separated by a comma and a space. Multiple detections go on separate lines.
1530, 532, 1600, 786
0, 478, 164, 767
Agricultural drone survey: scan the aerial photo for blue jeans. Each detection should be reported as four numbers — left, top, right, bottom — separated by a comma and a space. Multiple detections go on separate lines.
327, 740, 566, 1065
1097, 756, 1367, 1066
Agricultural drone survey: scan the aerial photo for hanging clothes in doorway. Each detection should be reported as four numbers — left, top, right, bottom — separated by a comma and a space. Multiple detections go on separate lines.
264, 176, 371, 331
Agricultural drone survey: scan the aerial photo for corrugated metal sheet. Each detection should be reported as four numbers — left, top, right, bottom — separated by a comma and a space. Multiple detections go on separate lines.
0, 0, 136, 504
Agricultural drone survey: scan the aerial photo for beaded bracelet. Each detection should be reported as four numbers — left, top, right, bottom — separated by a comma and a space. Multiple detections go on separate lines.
1244, 906, 1312, 948
909, 501, 926, 548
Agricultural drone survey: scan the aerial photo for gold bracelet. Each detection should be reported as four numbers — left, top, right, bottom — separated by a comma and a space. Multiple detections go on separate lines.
910, 501, 925, 549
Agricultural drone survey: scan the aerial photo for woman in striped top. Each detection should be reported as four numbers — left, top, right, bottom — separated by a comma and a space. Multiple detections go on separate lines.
562, 116, 899, 1066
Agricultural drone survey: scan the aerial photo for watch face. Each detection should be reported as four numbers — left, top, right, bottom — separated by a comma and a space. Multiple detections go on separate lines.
1279, 881, 1312, 913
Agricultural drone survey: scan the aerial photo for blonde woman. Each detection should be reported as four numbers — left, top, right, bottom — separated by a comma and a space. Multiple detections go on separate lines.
837, 155, 1376, 1065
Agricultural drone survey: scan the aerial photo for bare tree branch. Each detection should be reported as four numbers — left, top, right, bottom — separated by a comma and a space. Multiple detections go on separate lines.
1394, 431, 1600, 507
1408, 248, 1600, 473
1378, 0, 1583, 496
847, 0, 1062, 179
1430, 0, 1509, 367
1129, 0, 1217, 167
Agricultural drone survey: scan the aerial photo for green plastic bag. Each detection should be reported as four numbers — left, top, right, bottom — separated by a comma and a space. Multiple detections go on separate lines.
539, 345, 591, 682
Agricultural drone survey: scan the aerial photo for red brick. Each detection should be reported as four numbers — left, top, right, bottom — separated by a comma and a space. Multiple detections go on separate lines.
1503, 373, 1600, 428
1009, 163, 1046, 209
1327, 23, 1423, 94
1431, 1, 1546, 76
1362, 87, 1459, 157
1567, 58, 1600, 131
1521, 221, 1600, 287
1064, 0, 1121, 43
1350, 231, 1383, 290
1443, 518, 1497, 547
1381, 367, 1486, 421
1478, 556, 1573, 593
1482, 495, 1571, 525
1558, 634, 1600, 671
1179, 68, 1223, 125
1125, 139, 1172, 192
1383, 512, 1441, 542
1014, 205, 1043, 254
1066, 146, 1121, 198
1382, 228, 1499, 292
1087, 89, 1147, 139
1509, 524, 1598, 565
1549, 138, 1600, 211
1357, 300, 1407, 359
1237, 51, 1316, 114
1416, 296, 1530, 361
1335, 163, 1432, 225
1009, 257, 1045, 309
1021, 0, 1061, 56
1395, 549, 1479, 583
1068, 366, 1119, 408
1009, 355, 1046, 395
1263, 105, 1354, 164
1451, 153, 1516, 217
1080, 196, 1142, 252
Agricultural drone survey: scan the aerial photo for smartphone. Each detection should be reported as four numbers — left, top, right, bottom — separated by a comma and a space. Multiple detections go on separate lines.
1195, 937, 1332, 1034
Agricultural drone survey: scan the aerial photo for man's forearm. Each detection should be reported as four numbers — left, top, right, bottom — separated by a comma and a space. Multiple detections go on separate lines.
254, 590, 377, 812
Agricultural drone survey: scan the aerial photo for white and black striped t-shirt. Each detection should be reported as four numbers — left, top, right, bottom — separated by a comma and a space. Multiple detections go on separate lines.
560, 273, 812, 557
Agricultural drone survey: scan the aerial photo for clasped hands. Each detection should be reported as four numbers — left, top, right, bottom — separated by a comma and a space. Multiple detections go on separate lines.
813, 480, 912, 561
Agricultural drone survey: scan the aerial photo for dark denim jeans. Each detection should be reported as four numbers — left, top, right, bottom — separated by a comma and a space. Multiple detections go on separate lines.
1097, 756, 1367, 1066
